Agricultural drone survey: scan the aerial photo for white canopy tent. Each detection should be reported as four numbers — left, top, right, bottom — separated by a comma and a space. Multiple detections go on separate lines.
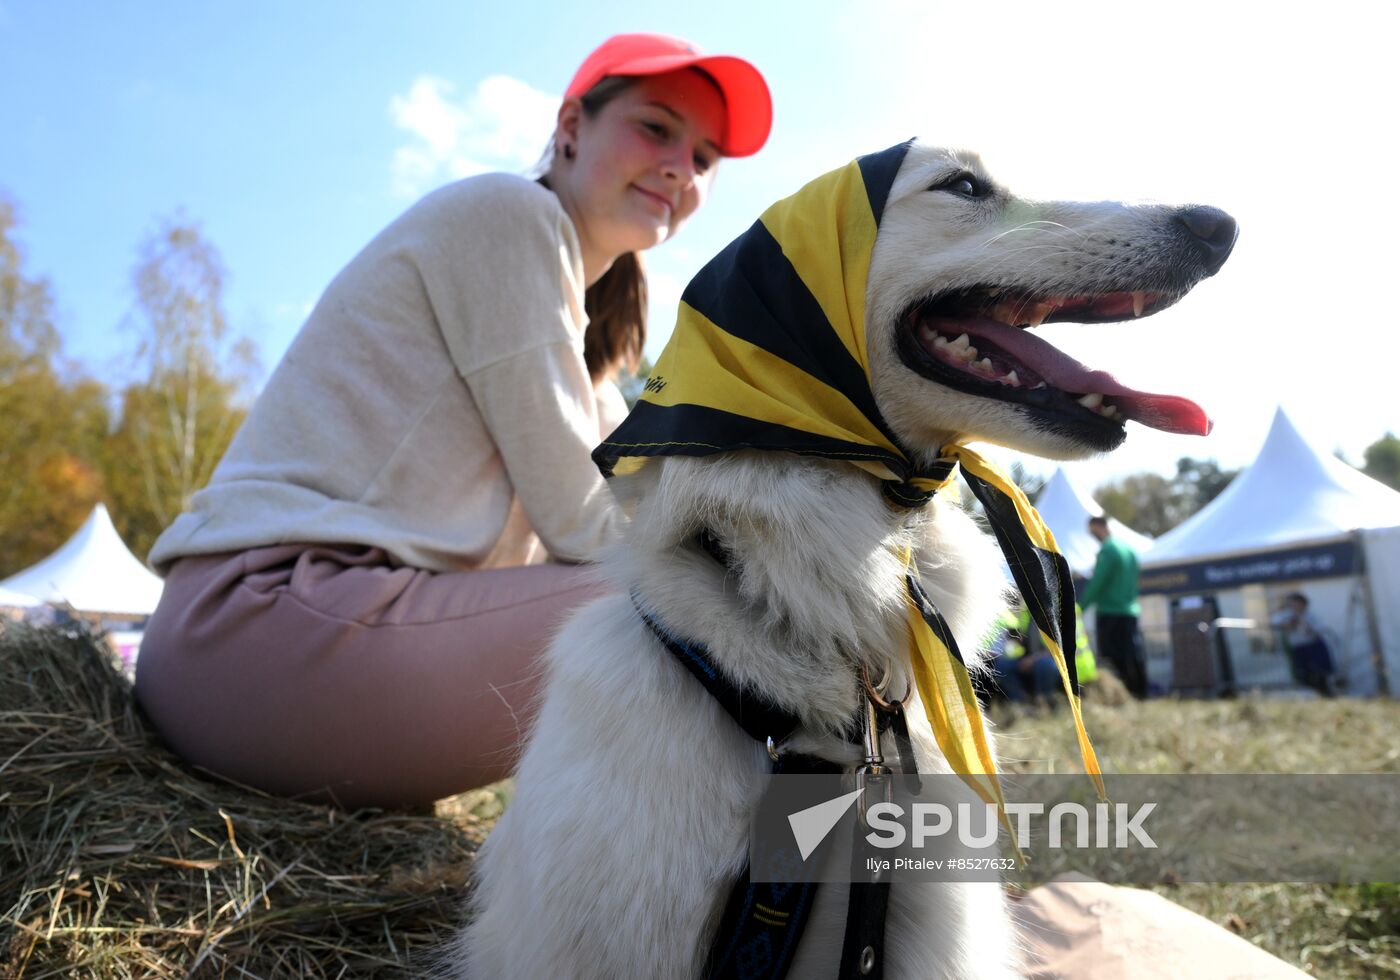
1145, 407, 1400, 564
1034, 468, 1154, 577
1362, 525, 1400, 695
0, 504, 164, 617
0, 585, 40, 609
1137, 407, 1400, 695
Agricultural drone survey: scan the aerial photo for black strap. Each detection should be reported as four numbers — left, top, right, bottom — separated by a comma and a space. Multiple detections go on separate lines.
836, 703, 920, 980
636, 600, 909, 980
887, 702, 923, 794
837, 879, 890, 979
635, 599, 805, 747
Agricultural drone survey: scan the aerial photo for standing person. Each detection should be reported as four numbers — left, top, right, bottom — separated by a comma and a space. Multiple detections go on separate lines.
1080, 515, 1147, 698
1270, 592, 1335, 696
133, 34, 773, 810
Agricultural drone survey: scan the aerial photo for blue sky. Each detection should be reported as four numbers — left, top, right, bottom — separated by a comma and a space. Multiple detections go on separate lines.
3, 0, 1398, 494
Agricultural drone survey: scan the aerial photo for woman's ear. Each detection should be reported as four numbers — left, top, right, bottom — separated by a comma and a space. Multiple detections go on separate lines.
556, 98, 583, 158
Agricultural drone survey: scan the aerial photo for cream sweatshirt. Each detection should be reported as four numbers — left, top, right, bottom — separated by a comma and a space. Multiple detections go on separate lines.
149, 174, 627, 575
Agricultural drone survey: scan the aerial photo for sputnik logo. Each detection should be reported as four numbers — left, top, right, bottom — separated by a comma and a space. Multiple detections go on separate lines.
787, 788, 864, 860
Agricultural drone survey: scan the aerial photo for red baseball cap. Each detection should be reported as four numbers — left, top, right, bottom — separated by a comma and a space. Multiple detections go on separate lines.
565, 33, 772, 158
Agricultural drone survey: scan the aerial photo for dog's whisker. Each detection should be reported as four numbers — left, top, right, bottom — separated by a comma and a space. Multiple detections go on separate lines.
974, 246, 1077, 285
1022, 220, 1086, 239
977, 244, 1077, 270
981, 220, 1086, 248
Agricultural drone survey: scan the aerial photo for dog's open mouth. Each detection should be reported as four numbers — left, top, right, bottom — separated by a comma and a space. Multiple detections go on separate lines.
897, 287, 1212, 437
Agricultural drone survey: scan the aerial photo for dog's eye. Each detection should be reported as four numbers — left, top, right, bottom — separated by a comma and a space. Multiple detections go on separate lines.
931, 172, 989, 199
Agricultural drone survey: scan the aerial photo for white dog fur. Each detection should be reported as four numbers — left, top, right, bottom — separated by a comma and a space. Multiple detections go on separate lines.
450, 141, 1228, 979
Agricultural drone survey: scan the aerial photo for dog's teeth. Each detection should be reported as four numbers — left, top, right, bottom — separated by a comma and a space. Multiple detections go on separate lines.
1033, 381, 1048, 390
978, 357, 994, 372
1026, 299, 1064, 327
1132, 292, 1147, 317
1103, 404, 1121, 419
1003, 370, 1021, 386
951, 335, 978, 361
1078, 393, 1104, 409
933, 335, 950, 350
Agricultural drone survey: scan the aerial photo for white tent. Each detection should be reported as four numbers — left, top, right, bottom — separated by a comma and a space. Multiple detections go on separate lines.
0, 504, 163, 617
0, 585, 40, 608
1034, 468, 1154, 577
1145, 407, 1400, 564
1137, 407, 1400, 696
1362, 525, 1400, 695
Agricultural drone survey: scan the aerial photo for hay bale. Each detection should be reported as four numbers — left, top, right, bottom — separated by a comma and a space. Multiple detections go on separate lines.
0, 622, 480, 978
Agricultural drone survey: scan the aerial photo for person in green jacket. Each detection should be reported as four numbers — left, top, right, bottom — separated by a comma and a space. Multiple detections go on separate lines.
1081, 515, 1146, 698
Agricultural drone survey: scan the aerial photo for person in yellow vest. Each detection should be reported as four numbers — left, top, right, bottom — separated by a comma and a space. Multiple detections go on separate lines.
992, 601, 1098, 703
1074, 603, 1100, 685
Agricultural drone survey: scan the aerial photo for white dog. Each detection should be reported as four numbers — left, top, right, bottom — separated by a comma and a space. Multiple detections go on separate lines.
451, 140, 1235, 979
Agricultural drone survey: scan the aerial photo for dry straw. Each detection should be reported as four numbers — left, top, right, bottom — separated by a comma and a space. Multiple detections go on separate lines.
0, 623, 487, 978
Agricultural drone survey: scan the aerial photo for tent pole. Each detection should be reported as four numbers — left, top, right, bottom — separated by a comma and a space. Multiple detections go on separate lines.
1356, 530, 1391, 697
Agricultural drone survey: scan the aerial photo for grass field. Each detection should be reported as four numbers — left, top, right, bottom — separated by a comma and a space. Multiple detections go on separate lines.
992, 696, 1400, 977
2, 624, 1397, 977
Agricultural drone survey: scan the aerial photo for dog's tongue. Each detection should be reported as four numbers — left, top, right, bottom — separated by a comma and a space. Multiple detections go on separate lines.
953, 317, 1212, 436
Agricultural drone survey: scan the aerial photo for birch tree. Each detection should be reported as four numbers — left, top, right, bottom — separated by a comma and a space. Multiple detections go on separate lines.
105, 216, 257, 557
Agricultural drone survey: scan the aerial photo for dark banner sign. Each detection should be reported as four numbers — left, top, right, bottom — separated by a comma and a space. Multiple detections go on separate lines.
1138, 539, 1357, 595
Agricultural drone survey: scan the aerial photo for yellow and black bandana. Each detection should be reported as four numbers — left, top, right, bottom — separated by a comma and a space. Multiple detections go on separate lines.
595, 140, 1103, 810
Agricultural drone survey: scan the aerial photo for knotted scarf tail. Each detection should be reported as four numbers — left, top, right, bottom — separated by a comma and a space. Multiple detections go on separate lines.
941, 445, 1106, 801
900, 554, 1030, 862
900, 563, 1002, 804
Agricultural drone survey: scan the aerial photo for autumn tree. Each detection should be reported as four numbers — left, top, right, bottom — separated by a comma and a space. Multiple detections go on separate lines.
1172, 456, 1237, 514
1095, 471, 1181, 537
0, 193, 110, 576
1095, 456, 1238, 537
1361, 432, 1400, 491
103, 216, 257, 559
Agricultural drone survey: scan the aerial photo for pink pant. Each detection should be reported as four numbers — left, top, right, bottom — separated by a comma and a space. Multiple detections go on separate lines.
134, 544, 606, 809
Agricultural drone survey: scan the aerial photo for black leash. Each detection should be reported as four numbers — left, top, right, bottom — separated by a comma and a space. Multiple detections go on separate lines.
635, 584, 917, 980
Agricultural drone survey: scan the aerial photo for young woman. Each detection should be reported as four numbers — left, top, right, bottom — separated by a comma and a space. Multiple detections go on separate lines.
134, 34, 772, 809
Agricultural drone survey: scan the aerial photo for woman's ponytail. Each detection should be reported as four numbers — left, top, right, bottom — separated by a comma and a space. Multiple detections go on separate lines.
583, 250, 646, 382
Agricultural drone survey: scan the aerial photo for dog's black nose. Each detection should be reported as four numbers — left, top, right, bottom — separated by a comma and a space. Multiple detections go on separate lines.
1175, 205, 1238, 275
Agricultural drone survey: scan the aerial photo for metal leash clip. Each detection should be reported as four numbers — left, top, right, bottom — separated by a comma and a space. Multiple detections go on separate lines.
855, 693, 893, 832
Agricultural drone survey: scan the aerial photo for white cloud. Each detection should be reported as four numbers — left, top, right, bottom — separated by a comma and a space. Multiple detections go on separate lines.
388, 74, 558, 198
273, 299, 315, 321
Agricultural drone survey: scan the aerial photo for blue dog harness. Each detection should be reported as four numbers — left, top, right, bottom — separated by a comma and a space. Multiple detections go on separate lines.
635, 568, 919, 980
